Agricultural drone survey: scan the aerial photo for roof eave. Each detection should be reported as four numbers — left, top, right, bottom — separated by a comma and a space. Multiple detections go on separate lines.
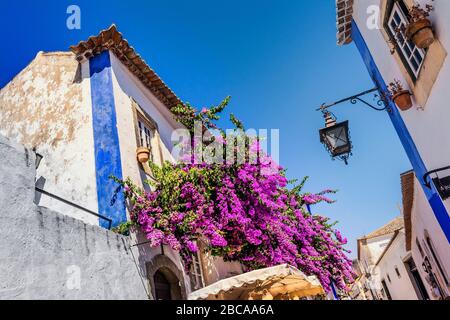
401, 170, 415, 252
70, 24, 183, 110
374, 229, 402, 267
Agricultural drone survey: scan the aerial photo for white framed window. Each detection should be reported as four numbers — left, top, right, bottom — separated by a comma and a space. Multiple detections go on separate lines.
190, 250, 205, 291
388, 2, 426, 78
138, 119, 153, 149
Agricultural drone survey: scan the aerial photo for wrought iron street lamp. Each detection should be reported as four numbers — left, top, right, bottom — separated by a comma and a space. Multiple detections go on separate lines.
319, 112, 352, 165
317, 86, 390, 165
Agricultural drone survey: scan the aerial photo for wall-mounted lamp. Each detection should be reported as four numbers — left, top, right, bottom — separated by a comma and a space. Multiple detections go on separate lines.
319, 112, 352, 165
317, 86, 390, 165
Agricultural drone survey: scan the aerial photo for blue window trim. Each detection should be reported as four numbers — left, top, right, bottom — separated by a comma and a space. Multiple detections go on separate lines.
351, 20, 450, 243
89, 51, 127, 229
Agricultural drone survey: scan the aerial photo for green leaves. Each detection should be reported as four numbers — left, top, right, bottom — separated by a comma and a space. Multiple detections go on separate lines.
109, 96, 354, 291
111, 221, 135, 236
290, 176, 309, 196
171, 96, 242, 133
230, 113, 245, 131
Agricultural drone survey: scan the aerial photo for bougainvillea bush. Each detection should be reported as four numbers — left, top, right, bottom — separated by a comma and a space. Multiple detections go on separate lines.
113, 97, 355, 292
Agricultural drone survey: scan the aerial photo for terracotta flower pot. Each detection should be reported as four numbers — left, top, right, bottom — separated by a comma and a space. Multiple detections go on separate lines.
393, 90, 413, 111
136, 147, 151, 163
406, 18, 435, 49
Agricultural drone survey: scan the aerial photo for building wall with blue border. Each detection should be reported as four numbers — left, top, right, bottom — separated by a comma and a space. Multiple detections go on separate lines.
350, 2, 450, 245
87, 49, 187, 230
89, 51, 127, 228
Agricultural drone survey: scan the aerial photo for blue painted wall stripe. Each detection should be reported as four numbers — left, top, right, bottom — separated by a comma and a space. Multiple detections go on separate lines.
89, 51, 127, 229
351, 20, 450, 243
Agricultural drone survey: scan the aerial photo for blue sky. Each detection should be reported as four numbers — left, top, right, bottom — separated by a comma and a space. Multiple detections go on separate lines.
0, 0, 411, 255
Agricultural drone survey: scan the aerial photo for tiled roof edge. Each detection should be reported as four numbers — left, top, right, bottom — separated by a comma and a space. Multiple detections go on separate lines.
70, 24, 183, 110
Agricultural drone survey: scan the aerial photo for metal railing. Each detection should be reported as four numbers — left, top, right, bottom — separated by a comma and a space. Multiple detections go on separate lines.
35, 187, 113, 230
423, 165, 450, 189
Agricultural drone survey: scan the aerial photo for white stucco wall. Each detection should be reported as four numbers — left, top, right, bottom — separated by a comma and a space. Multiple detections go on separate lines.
0, 52, 98, 226
352, 0, 450, 212
110, 52, 183, 179
360, 234, 393, 269
410, 176, 450, 298
0, 134, 148, 300
108, 51, 193, 294
0, 47, 246, 295
366, 235, 392, 262
352, 0, 450, 299
358, 233, 396, 299
375, 230, 418, 300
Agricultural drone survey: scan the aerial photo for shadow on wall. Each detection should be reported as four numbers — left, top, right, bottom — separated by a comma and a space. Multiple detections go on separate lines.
34, 176, 46, 205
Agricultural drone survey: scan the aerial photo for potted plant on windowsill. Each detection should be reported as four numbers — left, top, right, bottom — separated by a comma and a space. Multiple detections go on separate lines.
136, 147, 151, 163
389, 79, 413, 111
405, 3, 435, 49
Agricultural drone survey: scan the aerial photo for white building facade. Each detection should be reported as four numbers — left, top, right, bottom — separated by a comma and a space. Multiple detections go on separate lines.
336, 0, 450, 299
374, 229, 422, 300
401, 170, 450, 299
0, 25, 242, 300
356, 217, 404, 299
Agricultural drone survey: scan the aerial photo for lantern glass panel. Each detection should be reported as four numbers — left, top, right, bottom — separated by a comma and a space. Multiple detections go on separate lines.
325, 126, 348, 149
320, 121, 351, 157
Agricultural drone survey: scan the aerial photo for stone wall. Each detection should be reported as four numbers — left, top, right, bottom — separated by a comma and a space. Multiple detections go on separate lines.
0, 134, 149, 300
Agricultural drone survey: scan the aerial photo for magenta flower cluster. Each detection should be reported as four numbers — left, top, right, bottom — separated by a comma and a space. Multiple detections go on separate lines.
121, 153, 354, 293
118, 98, 355, 293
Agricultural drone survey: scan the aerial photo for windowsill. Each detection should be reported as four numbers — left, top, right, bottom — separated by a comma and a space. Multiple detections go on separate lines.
410, 39, 447, 107
139, 162, 154, 178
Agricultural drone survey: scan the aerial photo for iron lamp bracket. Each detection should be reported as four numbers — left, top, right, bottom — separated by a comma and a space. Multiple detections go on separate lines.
317, 87, 392, 113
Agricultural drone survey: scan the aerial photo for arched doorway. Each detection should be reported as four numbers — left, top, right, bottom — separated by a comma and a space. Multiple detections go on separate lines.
147, 255, 187, 300
154, 270, 172, 300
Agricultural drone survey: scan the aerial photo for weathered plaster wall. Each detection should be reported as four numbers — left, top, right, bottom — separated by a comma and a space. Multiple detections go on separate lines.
0, 47, 244, 298
375, 230, 419, 300
0, 134, 148, 300
0, 52, 98, 225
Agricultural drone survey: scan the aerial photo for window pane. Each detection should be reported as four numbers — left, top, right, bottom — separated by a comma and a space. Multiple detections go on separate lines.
390, 19, 397, 30
403, 44, 412, 58
410, 57, 419, 71
414, 50, 424, 63
394, 12, 401, 24
407, 40, 416, 52
388, 3, 426, 79
138, 122, 144, 146
137, 120, 153, 148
